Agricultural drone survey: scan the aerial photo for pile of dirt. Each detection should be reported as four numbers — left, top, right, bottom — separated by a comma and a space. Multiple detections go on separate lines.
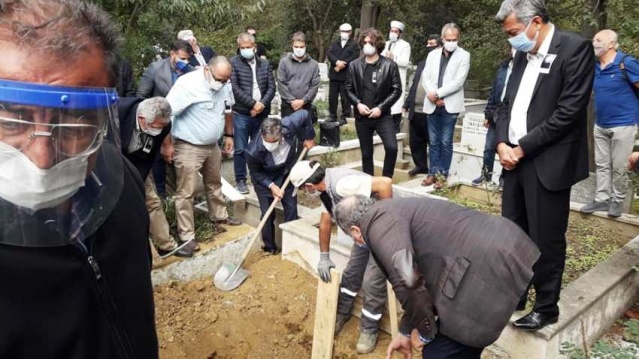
154, 253, 392, 358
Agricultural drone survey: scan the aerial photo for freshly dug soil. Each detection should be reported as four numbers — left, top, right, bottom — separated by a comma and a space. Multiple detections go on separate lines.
154, 253, 392, 359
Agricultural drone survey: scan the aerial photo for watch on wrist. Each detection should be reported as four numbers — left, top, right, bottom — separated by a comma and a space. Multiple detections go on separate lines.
223, 133, 233, 138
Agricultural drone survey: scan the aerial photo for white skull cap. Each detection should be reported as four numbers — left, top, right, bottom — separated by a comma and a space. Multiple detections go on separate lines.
390, 20, 405, 32
339, 23, 352, 32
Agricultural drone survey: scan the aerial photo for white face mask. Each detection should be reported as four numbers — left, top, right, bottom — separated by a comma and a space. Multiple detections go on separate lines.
444, 41, 458, 53
293, 47, 306, 58
363, 43, 377, 56
142, 127, 162, 136
0, 142, 89, 210
262, 139, 280, 152
389, 32, 398, 42
209, 78, 223, 91
340, 33, 350, 41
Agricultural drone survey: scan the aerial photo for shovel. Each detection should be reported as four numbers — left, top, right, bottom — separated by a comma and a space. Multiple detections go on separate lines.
214, 147, 309, 291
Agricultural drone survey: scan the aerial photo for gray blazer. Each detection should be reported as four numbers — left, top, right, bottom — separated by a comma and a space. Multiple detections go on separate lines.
136, 58, 173, 98
359, 197, 539, 348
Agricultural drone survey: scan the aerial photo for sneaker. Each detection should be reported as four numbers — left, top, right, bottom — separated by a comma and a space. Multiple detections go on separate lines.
608, 202, 623, 218
580, 201, 609, 214
334, 313, 351, 336
471, 175, 485, 186
236, 180, 249, 194
356, 331, 379, 354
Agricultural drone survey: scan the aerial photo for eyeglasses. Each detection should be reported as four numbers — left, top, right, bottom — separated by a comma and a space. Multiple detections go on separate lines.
0, 109, 103, 156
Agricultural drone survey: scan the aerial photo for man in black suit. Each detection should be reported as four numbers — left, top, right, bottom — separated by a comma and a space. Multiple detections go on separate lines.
494, 0, 595, 331
334, 195, 539, 358
403, 34, 441, 177
177, 29, 217, 68
327, 23, 360, 124
245, 112, 315, 253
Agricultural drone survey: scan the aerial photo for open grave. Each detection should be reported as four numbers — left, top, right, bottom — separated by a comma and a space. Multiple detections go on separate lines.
152, 107, 639, 358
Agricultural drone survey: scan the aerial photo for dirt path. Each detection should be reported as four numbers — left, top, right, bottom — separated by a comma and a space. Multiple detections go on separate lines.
154, 253, 393, 358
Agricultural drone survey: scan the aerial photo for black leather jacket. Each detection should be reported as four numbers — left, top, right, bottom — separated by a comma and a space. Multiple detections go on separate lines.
346, 55, 402, 118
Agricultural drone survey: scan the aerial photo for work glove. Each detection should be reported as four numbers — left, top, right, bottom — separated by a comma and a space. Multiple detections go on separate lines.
317, 252, 336, 282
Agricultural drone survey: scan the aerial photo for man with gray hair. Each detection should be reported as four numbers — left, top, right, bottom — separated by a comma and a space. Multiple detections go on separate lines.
244, 111, 315, 254
334, 195, 539, 358
0, 0, 158, 356
580, 29, 639, 217
494, 0, 594, 331
420, 23, 471, 190
165, 56, 242, 252
231, 32, 276, 195
277, 31, 320, 120
118, 96, 194, 258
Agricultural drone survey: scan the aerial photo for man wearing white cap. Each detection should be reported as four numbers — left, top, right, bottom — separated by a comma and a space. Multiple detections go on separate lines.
382, 20, 412, 133
289, 160, 392, 353
327, 23, 360, 124
177, 29, 217, 68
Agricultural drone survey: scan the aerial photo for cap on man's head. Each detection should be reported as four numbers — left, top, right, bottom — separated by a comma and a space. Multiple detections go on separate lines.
177, 30, 195, 41
290, 161, 321, 196
339, 23, 352, 32
390, 20, 405, 32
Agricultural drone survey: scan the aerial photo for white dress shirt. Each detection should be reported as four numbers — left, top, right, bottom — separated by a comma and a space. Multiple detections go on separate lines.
249, 60, 262, 103
509, 24, 555, 144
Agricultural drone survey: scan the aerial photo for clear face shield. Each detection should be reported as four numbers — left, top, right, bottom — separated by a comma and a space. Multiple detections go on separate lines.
0, 79, 122, 247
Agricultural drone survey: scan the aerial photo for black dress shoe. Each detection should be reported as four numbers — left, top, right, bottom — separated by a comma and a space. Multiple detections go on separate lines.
157, 246, 194, 258
408, 167, 426, 177
512, 311, 558, 331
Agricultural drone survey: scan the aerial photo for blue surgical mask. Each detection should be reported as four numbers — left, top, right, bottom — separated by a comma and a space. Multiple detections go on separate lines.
508, 20, 539, 53
175, 58, 189, 71
240, 48, 255, 60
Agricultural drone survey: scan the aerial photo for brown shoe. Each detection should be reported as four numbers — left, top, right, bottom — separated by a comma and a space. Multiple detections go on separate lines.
212, 217, 242, 226
421, 175, 436, 186
433, 179, 447, 190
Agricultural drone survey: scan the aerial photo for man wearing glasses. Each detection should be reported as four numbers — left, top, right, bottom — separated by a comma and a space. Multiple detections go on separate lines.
164, 56, 242, 250
0, 0, 158, 357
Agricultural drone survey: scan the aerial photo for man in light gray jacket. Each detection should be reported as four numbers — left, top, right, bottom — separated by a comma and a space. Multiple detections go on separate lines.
277, 32, 320, 119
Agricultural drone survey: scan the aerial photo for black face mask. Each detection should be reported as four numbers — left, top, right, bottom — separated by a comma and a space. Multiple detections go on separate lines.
426, 46, 437, 54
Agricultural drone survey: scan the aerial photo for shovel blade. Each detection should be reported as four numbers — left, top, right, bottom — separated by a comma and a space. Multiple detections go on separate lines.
213, 262, 249, 291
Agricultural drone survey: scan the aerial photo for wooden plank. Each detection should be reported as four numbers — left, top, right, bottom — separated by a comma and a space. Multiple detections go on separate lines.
386, 280, 399, 337
311, 268, 341, 359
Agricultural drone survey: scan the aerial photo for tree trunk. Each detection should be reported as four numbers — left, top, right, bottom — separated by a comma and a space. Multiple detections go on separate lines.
359, 1, 380, 31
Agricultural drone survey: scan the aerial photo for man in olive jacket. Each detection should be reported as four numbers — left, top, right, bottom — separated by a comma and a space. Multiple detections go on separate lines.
335, 196, 539, 358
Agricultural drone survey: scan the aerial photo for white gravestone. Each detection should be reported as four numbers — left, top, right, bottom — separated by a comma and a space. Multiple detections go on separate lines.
318, 63, 329, 81
460, 112, 488, 155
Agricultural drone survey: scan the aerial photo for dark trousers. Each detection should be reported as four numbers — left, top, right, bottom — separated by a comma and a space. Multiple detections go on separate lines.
422, 333, 484, 359
355, 114, 397, 178
151, 157, 167, 197
232, 112, 264, 183
281, 102, 316, 123
502, 158, 570, 317
481, 123, 497, 177
329, 80, 351, 119
254, 179, 298, 251
392, 113, 402, 134
409, 112, 429, 172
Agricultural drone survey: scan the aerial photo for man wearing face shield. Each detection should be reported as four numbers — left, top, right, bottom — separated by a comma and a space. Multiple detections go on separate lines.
165, 56, 242, 250
288, 160, 392, 353
494, 0, 594, 331
277, 31, 320, 120
0, 0, 158, 357
382, 20, 412, 133
118, 96, 194, 258
244, 113, 315, 254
